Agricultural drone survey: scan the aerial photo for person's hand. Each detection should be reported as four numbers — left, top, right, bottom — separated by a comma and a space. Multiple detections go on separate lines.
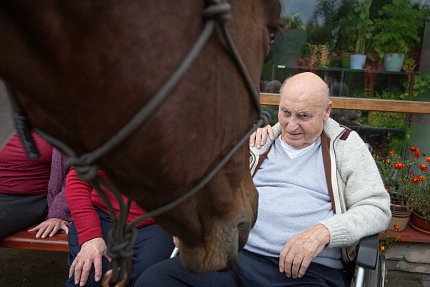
28, 218, 69, 238
69, 237, 109, 286
278, 224, 330, 278
249, 125, 275, 148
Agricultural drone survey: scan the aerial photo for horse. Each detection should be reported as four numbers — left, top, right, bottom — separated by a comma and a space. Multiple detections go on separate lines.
0, 0, 281, 277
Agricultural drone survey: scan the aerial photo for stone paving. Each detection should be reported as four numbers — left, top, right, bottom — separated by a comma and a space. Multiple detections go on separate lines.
384, 242, 430, 287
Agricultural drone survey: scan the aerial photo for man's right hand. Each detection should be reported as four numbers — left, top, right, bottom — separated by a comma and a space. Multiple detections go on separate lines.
279, 224, 330, 279
249, 124, 275, 148
69, 237, 109, 286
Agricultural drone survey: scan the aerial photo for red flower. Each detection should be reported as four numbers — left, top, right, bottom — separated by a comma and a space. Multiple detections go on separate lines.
411, 177, 420, 184
410, 147, 417, 152
420, 164, 428, 171
418, 175, 425, 181
393, 224, 400, 231
426, 157, 430, 163
386, 159, 391, 164
394, 162, 405, 169
414, 152, 420, 158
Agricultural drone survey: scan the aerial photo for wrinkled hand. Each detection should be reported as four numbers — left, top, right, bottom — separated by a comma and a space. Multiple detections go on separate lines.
279, 224, 330, 278
28, 218, 69, 238
69, 237, 109, 287
249, 124, 274, 148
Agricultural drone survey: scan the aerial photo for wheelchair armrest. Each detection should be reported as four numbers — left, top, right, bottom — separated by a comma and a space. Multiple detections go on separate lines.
355, 234, 379, 270
170, 247, 179, 258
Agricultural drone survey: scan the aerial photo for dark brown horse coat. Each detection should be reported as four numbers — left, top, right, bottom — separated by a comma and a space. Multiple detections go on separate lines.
0, 0, 281, 273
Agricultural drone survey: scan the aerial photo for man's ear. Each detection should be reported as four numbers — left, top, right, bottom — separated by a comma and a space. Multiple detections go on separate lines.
324, 100, 332, 121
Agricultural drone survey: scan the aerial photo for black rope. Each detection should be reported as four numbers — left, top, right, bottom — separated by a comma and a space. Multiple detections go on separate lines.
5, 85, 40, 159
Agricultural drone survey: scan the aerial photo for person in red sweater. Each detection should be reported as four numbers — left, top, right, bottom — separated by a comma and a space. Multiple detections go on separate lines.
65, 167, 174, 287
0, 132, 71, 240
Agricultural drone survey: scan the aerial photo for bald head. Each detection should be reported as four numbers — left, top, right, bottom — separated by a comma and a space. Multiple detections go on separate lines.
277, 72, 332, 149
280, 72, 330, 107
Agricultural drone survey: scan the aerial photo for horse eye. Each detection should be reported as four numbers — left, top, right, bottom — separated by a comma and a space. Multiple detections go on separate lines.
267, 25, 282, 41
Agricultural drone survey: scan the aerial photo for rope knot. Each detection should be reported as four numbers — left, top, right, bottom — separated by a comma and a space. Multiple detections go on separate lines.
107, 226, 136, 259
107, 226, 137, 285
203, 1, 231, 22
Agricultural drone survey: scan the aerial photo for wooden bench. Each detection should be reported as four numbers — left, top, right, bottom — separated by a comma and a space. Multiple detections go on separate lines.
0, 230, 69, 252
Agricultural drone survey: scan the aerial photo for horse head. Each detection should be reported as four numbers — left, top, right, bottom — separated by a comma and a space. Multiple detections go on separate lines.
0, 0, 281, 273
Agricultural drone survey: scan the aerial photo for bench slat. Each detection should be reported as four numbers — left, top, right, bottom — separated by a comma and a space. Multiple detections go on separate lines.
0, 230, 69, 252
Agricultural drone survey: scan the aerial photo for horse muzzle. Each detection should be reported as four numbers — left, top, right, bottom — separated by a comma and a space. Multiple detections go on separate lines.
178, 220, 251, 273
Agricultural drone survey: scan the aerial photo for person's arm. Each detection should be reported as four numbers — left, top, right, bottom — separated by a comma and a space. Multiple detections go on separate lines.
321, 131, 391, 246
66, 167, 108, 286
29, 149, 71, 238
47, 149, 71, 219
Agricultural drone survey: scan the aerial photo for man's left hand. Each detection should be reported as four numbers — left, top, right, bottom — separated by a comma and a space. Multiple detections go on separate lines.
278, 224, 330, 278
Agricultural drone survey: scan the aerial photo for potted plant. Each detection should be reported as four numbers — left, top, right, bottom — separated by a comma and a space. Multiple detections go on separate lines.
407, 153, 430, 234
301, 2, 339, 68
372, 0, 426, 72
376, 146, 429, 231
302, 42, 331, 67
349, 0, 373, 69
331, 1, 356, 68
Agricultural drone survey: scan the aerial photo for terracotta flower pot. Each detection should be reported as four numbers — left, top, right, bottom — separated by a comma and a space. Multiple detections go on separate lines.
409, 211, 430, 235
388, 204, 410, 231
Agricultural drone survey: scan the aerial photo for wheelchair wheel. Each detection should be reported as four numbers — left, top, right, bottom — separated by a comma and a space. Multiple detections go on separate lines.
363, 255, 385, 287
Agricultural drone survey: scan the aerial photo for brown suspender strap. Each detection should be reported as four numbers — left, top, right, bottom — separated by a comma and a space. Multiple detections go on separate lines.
339, 128, 352, 140
321, 127, 352, 214
321, 132, 335, 213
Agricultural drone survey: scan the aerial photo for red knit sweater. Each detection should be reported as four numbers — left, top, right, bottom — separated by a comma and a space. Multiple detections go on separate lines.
0, 132, 53, 195
65, 168, 155, 245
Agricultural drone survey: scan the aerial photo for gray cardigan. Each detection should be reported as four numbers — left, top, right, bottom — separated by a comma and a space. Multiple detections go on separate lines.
249, 118, 391, 262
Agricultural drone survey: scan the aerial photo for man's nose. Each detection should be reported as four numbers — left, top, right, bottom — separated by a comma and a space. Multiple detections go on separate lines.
287, 116, 299, 130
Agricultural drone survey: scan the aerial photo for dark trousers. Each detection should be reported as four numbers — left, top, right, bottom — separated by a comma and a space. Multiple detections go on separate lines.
0, 193, 48, 240
67, 207, 174, 287
136, 249, 348, 287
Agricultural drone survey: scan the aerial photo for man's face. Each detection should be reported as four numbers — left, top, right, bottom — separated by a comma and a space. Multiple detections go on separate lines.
278, 79, 331, 149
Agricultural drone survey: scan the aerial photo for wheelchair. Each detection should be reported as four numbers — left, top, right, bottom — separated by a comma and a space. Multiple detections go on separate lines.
169, 233, 385, 287
350, 234, 385, 287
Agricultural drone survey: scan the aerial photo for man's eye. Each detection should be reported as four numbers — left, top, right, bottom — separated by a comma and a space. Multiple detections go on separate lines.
299, 114, 311, 119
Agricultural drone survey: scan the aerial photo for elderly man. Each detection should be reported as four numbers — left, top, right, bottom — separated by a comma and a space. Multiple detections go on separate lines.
137, 72, 391, 287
